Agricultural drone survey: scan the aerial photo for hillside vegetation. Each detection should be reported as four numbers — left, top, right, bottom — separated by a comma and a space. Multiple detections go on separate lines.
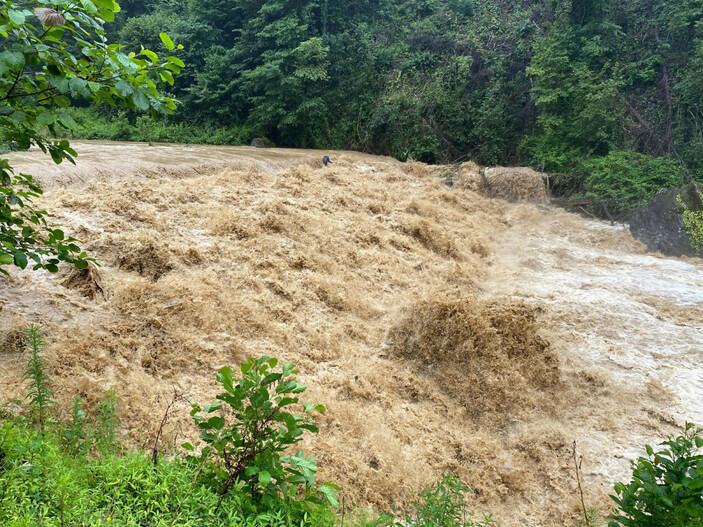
66, 1, 703, 200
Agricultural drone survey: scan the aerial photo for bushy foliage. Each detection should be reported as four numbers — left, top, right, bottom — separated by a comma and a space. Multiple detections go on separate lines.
375, 472, 494, 527
0, 0, 181, 273
64, 107, 251, 146
679, 193, 703, 256
185, 357, 337, 513
0, 419, 334, 526
609, 423, 703, 527
581, 151, 684, 217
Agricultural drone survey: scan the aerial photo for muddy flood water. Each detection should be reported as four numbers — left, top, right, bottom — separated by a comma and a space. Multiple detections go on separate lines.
1, 141, 701, 526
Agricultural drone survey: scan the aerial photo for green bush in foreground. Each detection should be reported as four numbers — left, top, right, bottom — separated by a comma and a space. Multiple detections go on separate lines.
185, 357, 338, 513
0, 419, 334, 526
609, 423, 703, 527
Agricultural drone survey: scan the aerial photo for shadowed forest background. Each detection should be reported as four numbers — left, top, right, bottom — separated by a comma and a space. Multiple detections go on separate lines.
69, 0, 703, 186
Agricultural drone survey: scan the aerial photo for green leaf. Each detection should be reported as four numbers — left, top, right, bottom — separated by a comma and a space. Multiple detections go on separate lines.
159, 32, 175, 51
80, 0, 98, 13
69, 77, 89, 97
132, 91, 150, 110
206, 416, 225, 430
37, 111, 54, 126
93, 0, 118, 9
7, 10, 25, 25
13, 251, 27, 269
181, 442, 194, 451
0, 51, 25, 71
216, 366, 235, 394
141, 49, 158, 62
0, 254, 14, 265
114, 80, 133, 97
202, 402, 222, 413
166, 56, 185, 68
258, 471, 271, 485
98, 7, 115, 22
276, 397, 297, 407
59, 114, 77, 129
54, 95, 71, 107
159, 70, 174, 86
318, 483, 339, 506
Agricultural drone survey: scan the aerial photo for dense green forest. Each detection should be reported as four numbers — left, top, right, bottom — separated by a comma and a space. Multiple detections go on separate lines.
69, 1, 702, 204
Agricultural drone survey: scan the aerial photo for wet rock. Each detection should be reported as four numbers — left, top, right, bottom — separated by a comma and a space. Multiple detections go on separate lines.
629, 182, 703, 257
250, 137, 275, 148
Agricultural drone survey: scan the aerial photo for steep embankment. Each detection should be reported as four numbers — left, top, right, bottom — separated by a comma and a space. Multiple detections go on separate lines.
1, 142, 700, 526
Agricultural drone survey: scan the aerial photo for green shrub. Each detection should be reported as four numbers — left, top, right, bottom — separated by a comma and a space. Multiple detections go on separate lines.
679, 194, 703, 256
609, 422, 703, 527
376, 472, 494, 527
0, 419, 334, 526
581, 151, 684, 217
185, 357, 337, 514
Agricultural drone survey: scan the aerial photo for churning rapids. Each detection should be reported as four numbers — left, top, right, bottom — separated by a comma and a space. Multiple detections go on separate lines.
1, 141, 701, 526
486, 204, 703, 483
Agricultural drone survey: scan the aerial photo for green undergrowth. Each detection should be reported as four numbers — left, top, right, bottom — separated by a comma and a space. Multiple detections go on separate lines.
678, 193, 703, 256
609, 423, 703, 527
1, 420, 335, 527
62, 107, 252, 146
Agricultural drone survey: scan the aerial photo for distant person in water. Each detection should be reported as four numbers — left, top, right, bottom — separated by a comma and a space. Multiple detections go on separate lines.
322, 155, 330, 167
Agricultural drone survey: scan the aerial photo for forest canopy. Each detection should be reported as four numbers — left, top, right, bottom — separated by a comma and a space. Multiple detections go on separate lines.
60, 1, 703, 186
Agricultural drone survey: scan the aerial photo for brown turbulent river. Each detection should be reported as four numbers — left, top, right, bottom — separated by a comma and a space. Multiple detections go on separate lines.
1, 141, 701, 526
